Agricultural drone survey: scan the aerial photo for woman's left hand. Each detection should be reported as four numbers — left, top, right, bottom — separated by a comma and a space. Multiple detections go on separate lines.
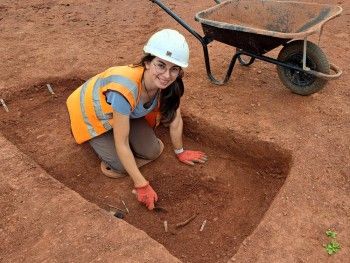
176, 150, 208, 166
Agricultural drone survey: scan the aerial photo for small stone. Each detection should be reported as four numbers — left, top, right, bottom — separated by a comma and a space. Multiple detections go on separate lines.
114, 211, 124, 219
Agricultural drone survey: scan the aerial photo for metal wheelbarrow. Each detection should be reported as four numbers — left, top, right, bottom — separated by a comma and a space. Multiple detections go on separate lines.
149, 0, 343, 95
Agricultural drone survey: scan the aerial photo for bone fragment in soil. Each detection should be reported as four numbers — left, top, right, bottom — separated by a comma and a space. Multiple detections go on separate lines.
175, 213, 197, 228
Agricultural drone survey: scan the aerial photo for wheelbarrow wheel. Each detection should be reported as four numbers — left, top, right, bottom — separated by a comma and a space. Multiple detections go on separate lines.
277, 40, 330, 95
236, 48, 255, 66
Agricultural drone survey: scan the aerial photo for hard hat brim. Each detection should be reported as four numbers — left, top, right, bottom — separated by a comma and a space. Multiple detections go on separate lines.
144, 48, 188, 68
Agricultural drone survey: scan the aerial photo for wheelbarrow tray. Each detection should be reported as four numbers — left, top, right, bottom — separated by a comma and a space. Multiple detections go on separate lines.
195, 0, 342, 54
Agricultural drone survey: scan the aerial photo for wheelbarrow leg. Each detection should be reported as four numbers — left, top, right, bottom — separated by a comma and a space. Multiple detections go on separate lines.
203, 44, 241, 85
236, 48, 256, 66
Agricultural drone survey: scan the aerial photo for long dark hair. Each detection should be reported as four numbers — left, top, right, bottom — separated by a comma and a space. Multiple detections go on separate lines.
135, 54, 184, 125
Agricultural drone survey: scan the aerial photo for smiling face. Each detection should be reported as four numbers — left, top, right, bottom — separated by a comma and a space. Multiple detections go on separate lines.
144, 57, 182, 90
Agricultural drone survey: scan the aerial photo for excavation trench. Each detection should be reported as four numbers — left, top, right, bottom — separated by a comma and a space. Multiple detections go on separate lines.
0, 79, 292, 263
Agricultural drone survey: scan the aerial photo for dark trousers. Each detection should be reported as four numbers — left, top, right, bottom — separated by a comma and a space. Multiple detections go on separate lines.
89, 118, 161, 172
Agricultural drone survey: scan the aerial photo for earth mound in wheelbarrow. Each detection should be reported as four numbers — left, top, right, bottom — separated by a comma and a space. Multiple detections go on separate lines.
196, 0, 342, 53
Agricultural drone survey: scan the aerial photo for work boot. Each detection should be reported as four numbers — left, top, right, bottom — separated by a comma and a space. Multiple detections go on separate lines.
100, 161, 126, 179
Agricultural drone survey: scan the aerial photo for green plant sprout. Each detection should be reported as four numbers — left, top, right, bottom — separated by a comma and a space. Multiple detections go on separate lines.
325, 230, 337, 238
324, 240, 341, 255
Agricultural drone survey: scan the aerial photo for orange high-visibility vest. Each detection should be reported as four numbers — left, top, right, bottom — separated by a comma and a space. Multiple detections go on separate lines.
66, 66, 160, 144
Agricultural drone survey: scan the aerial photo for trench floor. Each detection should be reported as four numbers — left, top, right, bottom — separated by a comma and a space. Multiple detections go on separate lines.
0, 79, 290, 263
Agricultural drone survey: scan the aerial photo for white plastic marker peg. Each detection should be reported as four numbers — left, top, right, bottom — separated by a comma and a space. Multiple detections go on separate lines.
0, 99, 9, 112
121, 200, 129, 214
164, 221, 168, 232
46, 84, 55, 95
199, 220, 207, 232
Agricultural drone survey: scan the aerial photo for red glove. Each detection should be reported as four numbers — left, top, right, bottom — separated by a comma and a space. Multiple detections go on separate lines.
134, 182, 158, 210
176, 150, 208, 166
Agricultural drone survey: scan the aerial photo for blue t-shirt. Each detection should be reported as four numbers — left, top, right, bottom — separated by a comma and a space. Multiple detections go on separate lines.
106, 90, 158, 118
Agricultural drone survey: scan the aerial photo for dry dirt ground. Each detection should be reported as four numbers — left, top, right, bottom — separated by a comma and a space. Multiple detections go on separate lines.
0, 0, 349, 262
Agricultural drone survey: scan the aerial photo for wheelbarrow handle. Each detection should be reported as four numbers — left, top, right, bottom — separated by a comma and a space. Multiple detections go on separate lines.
149, 0, 235, 85
148, 0, 205, 44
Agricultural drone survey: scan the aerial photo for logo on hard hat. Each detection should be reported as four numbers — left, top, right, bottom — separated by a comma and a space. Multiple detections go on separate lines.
166, 51, 172, 57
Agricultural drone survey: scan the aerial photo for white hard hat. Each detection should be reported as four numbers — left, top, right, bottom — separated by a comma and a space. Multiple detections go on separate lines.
143, 29, 189, 68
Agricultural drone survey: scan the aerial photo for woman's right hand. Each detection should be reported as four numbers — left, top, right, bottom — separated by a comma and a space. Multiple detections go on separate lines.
134, 182, 158, 210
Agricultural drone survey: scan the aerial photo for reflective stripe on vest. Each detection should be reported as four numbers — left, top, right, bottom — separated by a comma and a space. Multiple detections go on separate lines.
80, 81, 98, 137
79, 74, 139, 139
